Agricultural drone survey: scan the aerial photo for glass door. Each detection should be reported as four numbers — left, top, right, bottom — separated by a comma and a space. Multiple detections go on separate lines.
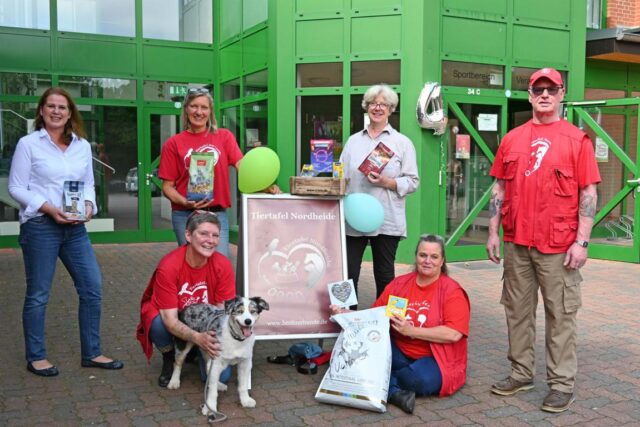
442, 96, 506, 261
567, 99, 640, 263
142, 107, 181, 241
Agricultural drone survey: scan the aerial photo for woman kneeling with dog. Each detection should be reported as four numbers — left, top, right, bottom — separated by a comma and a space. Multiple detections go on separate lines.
137, 210, 235, 387
330, 234, 470, 414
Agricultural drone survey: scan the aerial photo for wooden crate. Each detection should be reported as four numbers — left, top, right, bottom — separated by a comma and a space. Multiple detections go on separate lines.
289, 176, 347, 196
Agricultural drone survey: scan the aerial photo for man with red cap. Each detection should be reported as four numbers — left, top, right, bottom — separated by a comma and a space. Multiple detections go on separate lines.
486, 68, 600, 412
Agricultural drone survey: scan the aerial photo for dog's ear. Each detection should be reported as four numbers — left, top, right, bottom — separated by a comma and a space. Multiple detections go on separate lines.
224, 296, 242, 313
250, 296, 269, 312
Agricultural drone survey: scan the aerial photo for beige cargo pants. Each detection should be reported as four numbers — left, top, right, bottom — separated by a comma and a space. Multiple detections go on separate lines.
501, 242, 583, 393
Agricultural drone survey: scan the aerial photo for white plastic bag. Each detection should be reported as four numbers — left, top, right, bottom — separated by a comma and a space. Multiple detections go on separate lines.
315, 307, 391, 412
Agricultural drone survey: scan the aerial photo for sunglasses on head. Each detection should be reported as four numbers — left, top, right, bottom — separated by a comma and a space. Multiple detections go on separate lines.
187, 87, 210, 95
188, 209, 217, 220
529, 86, 563, 96
420, 233, 445, 242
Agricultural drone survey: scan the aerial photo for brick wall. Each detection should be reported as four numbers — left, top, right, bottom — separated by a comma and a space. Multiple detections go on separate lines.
607, 0, 640, 28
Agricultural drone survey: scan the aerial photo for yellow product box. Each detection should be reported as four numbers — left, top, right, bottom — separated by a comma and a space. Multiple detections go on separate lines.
385, 295, 408, 318
332, 162, 344, 179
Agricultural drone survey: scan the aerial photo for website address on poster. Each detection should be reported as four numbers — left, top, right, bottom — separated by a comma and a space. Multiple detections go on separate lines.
267, 319, 329, 326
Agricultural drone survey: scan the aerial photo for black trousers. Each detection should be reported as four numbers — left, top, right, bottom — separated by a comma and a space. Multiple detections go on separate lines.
346, 234, 401, 299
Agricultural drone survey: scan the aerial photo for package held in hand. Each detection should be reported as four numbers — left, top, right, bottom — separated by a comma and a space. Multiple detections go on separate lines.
358, 142, 394, 176
187, 152, 214, 201
63, 180, 86, 221
315, 306, 391, 412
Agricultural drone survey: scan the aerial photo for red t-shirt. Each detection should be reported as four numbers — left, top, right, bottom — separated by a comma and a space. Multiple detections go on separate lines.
373, 276, 470, 360
136, 245, 236, 361
158, 129, 243, 210
151, 245, 236, 310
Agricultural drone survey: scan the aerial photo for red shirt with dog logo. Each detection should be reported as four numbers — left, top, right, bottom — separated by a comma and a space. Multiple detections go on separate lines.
373, 275, 469, 359
490, 119, 601, 253
136, 245, 235, 360
158, 129, 243, 210
372, 272, 470, 397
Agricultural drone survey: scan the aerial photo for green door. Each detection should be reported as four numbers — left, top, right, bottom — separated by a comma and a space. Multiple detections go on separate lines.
142, 107, 181, 241
442, 96, 506, 261
567, 99, 640, 263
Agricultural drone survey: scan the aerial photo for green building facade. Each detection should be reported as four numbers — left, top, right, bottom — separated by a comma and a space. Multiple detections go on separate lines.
0, 0, 638, 263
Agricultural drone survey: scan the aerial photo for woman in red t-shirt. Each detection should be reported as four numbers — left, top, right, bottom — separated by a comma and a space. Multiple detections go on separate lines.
330, 234, 470, 414
158, 87, 243, 257
136, 211, 236, 387
159, 88, 280, 257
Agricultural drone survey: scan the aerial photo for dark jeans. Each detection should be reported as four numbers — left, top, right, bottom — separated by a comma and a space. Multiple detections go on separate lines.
19, 215, 103, 362
389, 340, 442, 396
346, 234, 400, 298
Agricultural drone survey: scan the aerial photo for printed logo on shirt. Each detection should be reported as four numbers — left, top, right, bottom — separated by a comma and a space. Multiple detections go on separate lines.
178, 281, 209, 309
405, 300, 430, 327
525, 138, 551, 176
183, 145, 221, 169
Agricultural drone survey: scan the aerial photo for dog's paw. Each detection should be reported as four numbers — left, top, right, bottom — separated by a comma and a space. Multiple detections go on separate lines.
240, 396, 256, 408
166, 379, 181, 390
201, 403, 218, 416
217, 382, 228, 392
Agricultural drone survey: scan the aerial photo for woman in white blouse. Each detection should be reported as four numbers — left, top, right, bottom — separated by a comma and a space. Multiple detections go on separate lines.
9, 87, 122, 377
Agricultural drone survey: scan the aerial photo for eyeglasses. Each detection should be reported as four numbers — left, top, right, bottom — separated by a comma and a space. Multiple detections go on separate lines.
188, 87, 210, 95
368, 102, 390, 110
529, 86, 563, 96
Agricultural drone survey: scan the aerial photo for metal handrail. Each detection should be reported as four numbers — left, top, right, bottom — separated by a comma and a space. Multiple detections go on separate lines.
92, 157, 115, 173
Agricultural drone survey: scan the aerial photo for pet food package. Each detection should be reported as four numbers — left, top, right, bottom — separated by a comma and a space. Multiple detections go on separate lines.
385, 295, 408, 318
332, 162, 343, 179
315, 307, 391, 412
62, 180, 86, 221
358, 142, 395, 176
187, 152, 214, 201
310, 139, 334, 173
299, 164, 317, 177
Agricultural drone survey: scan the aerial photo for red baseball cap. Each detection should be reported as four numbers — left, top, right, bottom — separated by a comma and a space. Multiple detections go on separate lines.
529, 68, 564, 87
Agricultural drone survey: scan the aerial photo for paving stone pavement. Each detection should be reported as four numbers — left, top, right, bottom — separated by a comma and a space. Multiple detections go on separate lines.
0, 242, 639, 426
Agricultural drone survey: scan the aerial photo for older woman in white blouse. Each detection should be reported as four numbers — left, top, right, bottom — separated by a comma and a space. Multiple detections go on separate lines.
340, 84, 419, 299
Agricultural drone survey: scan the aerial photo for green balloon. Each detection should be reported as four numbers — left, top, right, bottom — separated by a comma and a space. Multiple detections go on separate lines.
238, 147, 281, 193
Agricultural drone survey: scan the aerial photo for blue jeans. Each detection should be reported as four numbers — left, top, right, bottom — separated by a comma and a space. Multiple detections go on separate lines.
171, 210, 230, 258
389, 340, 442, 397
149, 314, 231, 384
19, 215, 103, 362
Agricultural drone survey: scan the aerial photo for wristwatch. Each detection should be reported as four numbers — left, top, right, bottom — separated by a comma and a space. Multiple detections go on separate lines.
575, 240, 589, 248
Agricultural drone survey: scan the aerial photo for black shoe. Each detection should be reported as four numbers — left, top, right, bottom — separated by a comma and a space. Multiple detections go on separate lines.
158, 350, 175, 388
81, 359, 124, 370
27, 362, 59, 377
388, 389, 416, 414
266, 354, 295, 365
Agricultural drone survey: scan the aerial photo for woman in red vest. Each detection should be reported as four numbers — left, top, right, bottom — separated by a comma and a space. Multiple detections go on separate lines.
330, 234, 470, 414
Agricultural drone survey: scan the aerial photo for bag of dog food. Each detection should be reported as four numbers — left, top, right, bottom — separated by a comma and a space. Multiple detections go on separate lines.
187, 152, 214, 201
62, 180, 86, 221
315, 306, 391, 412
